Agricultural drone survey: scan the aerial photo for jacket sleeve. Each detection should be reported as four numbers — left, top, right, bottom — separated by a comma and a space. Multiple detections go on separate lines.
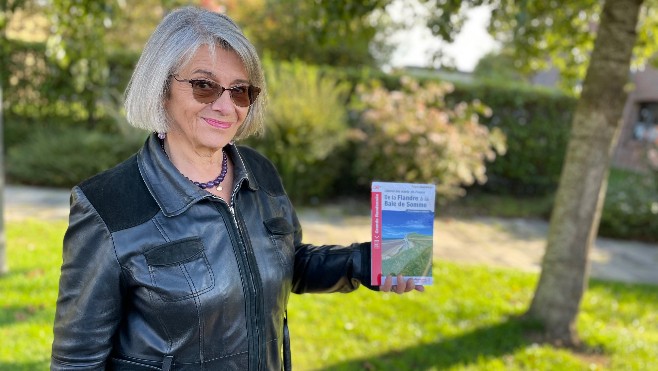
290, 211, 378, 294
51, 187, 124, 370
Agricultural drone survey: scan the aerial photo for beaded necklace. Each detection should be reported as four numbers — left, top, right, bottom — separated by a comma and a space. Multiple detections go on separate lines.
159, 138, 228, 191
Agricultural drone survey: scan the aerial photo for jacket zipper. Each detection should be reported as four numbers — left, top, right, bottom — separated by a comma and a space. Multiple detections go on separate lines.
232, 204, 266, 370
220, 188, 265, 370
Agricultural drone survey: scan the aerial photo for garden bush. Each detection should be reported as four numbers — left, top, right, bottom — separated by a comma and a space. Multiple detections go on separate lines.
245, 58, 351, 203
7, 127, 146, 188
599, 164, 658, 243
350, 77, 507, 201
334, 67, 576, 196
445, 80, 575, 195
3, 40, 574, 201
2, 40, 137, 137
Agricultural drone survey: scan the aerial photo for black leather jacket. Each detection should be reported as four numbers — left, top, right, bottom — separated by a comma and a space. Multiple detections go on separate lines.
51, 134, 372, 370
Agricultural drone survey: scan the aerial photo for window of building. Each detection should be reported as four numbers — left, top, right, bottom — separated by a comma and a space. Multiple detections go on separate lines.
633, 102, 658, 143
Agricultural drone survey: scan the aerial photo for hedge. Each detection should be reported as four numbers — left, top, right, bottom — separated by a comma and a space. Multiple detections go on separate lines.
4, 41, 658, 242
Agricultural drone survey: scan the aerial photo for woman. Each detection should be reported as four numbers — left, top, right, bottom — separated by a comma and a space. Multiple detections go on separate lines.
51, 7, 421, 371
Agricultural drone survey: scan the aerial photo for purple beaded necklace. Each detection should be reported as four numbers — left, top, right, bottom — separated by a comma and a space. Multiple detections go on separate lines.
160, 138, 228, 191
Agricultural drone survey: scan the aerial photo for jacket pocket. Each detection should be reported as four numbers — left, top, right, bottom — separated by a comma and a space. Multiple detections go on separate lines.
263, 217, 295, 269
144, 237, 215, 302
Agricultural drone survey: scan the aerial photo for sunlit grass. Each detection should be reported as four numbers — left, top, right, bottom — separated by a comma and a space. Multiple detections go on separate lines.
0, 220, 66, 370
290, 265, 658, 370
1, 219, 657, 370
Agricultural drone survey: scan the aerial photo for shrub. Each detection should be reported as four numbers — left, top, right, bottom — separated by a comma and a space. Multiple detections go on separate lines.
2, 39, 137, 130
7, 127, 146, 188
350, 77, 507, 201
245, 58, 351, 203
447, 80, 576, 195
332, 67, 576, 196
599, 167, 658, 243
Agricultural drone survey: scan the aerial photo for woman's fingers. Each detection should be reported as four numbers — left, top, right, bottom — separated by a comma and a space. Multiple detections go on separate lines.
381, 274, 425, 293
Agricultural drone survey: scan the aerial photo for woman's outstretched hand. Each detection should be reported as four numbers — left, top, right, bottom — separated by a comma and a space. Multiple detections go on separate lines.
380, 274, 425, 294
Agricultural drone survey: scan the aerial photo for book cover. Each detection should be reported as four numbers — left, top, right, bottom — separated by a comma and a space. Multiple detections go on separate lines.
371, 182, 435, 286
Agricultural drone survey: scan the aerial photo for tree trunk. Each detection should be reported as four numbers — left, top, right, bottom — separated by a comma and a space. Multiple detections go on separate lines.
525, 0, 643, 346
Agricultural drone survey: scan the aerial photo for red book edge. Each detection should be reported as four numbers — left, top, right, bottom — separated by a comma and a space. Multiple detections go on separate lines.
371, 190, 383, 286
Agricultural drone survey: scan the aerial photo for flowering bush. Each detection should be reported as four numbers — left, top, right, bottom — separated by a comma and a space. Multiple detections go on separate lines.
351, 77, 507, 200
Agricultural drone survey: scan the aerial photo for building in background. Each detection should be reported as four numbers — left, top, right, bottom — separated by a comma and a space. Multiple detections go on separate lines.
613, 66, 658, 171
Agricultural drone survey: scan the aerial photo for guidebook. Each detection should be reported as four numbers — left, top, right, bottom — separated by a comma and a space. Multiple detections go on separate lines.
371, 181, 435, 286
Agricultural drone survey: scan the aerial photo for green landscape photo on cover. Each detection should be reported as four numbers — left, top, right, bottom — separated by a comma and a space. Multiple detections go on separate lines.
381, 209, 434, 279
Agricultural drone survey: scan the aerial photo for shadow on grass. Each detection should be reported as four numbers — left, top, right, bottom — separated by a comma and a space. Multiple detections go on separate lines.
320, 316, 542, 370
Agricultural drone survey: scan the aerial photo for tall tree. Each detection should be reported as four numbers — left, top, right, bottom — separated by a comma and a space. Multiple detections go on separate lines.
421, 0, 655, 345
526, 0, 644, 346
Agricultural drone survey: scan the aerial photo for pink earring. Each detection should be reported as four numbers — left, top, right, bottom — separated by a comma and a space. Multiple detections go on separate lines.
157, 132, 166, 140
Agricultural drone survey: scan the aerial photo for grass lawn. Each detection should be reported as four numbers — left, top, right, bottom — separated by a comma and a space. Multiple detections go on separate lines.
1, 219, 657, 370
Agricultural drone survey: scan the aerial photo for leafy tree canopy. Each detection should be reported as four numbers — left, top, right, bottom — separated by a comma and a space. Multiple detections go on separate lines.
420, 0, 658, 92
237, 0, 399, 67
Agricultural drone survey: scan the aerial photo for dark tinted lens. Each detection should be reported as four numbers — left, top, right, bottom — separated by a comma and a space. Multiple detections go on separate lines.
248, 86, 261, 106
186, 78, 259, 107
190, 80, 222, 104
228, 86, 251, 107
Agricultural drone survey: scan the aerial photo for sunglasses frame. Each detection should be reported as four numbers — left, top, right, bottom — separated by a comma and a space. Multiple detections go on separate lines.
170, 74, 260, 107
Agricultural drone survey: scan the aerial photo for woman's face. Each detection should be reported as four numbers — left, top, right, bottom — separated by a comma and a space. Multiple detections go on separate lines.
165, 44, 250, 154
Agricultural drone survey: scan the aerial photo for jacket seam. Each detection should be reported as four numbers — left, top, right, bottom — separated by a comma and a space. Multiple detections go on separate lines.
77, 188, 124, 272
51, 356, 105, 368
171, 350, 249, 365
181, 263, 206, 363
111, 358, 160, 370
151, 217, 171, 242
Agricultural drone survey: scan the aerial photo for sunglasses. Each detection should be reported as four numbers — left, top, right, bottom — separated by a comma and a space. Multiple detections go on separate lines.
171, 74, 260, 107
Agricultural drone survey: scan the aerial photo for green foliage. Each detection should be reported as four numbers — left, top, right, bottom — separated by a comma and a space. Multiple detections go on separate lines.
448, 79, 576, 195
3, 39, 79, 120
634, 5, 658, 69
7, 127, 146, 188
3, 219, 658, 370
242, 0, 396, 68
490, 0, 601, 93
1, 41, 576, 204
473, 50, 527, 82
599, 167, 658, 243
443, 191, 555, 220
335, 68, 576, 197
421, 0, 487, 43
45, 0, 121, 124
422, 0, 658, 93
2, 38, 136, 131
245, 59, 351, 203
351, 77, 507, 200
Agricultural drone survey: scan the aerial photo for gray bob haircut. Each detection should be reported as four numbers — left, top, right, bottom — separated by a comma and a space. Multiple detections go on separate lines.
124, 7, 266, 140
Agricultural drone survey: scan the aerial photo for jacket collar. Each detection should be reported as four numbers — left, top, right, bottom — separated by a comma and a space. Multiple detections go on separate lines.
137, 133, 258, 217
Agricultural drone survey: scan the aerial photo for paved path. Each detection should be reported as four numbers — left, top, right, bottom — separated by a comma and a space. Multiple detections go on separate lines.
5, 185, 658, 285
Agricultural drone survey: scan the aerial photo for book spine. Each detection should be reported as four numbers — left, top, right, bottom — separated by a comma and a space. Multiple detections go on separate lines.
371, 190, 383, 285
